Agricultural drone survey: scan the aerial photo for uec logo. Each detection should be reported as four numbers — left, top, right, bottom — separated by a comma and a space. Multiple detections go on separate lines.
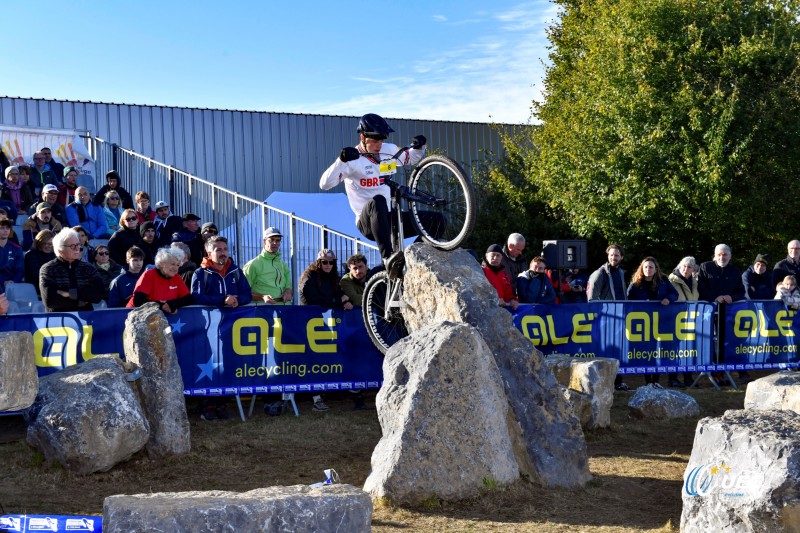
683, 464, 717, 496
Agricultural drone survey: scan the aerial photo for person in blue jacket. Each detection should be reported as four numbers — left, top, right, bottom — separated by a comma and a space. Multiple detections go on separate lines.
108, 246, 145, 308
190, 236, 252, 308
66, 187, 111, 239
626, 256, 678, 386
517, 256, 557, 304
742, 254, 775, 300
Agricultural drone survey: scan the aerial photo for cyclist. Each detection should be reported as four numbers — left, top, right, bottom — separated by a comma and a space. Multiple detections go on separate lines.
320, 113, 428, 275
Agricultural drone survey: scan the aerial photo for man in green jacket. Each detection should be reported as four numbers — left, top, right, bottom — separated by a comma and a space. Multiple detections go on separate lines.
243, 227, 292, 305
340, 253, 369, 305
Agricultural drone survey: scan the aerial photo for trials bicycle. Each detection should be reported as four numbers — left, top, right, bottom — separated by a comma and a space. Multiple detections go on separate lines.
361, 145, 476, 353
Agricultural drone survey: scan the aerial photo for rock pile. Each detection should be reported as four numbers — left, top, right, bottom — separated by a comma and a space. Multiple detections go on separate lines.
24, 355, 149, 474
123, 302, 190, 457
681, 409, 800, 531
365, 245, 590, 503
744, 370, 800, 414
104, 484, 372, 533
545, 355, 618, 429
628, 383, 700, 419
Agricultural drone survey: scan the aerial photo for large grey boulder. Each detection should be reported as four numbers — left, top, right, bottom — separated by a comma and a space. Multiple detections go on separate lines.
23, 355, 149, 474
0, 331, 37, 411
681, 409, 800, 532
103, 484, 372, 533
744, 371, 800, 414
124, 303, 190, 458
627, 384, 700, 419
545, 355, 618, 429
364, 322, 519, 504
401, 244, 591, 489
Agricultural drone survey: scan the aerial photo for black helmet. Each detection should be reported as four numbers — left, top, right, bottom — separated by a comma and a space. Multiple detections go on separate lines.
357, 113, 394, 139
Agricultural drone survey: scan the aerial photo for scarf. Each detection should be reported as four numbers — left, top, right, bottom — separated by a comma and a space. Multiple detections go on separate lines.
4, 179, 22, 209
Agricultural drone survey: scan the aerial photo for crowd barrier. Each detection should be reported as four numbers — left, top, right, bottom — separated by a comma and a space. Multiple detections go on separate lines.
1, 301, 796, 397
0, 305, 384, 396
513, 300, 799, 374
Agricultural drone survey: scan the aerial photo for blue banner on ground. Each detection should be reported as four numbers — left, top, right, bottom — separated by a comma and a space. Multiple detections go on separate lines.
722, 300, 800, 370
512, 302, 716, 374
0, 514, 101, 532
0, 305, 384, 395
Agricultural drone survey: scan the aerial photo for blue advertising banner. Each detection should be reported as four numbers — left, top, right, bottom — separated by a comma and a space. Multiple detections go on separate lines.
0, 305, 385, 396
722, 300, 800, 370
512, 302, 716, 374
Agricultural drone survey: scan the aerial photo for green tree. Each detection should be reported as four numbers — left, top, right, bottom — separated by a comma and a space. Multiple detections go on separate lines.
466, 126, 575, 258
527, 0, 800, 268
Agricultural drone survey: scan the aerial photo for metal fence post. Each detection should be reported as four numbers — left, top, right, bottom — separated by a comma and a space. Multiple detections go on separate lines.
111, 143, 118, 171
168, 167, 176, 213
290, 214, 297, 305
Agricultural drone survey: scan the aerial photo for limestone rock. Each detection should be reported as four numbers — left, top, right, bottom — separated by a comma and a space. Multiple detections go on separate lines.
103, 484, 372, 533
681, 409, 800, 532
744, 371, 800, 414
0, 331, 37, 411
124, 303, 190, 458
562, 387, 593, 428
364, 322, 519, 503
545, 355, 618, 429
627, 384, 700, 419
23, 355, 149, 474
402, 244, 590, 489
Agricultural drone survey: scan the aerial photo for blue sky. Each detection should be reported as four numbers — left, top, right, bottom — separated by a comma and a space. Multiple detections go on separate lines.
6, 1, 558, 124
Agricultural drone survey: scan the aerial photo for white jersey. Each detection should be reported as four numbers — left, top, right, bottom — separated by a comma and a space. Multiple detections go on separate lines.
319, 142, 426, 221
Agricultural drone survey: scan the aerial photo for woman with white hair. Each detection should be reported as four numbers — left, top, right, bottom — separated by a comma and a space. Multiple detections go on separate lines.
126, 247, 192, 313
668, 256, 699, 301
667, 256, 699, 388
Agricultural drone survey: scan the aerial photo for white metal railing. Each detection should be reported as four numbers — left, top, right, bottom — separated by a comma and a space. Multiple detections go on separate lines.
87, 137, 380, 302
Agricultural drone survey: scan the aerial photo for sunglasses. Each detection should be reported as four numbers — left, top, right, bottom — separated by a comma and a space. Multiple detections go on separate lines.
319, 260, 335, 266
96, 251, 109, 256
125, 217, 138, 221
365, 134, 387, 141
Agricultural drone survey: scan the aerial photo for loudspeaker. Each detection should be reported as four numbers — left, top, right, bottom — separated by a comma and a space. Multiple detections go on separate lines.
541, 240, 588, 270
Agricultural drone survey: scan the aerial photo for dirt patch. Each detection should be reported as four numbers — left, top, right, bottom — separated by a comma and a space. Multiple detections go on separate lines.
0, 376, 749, 531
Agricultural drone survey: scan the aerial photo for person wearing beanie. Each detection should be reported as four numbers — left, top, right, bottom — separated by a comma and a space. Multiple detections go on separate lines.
92, 170, 134, 209
138, 220, 158, 266
743, 253, 774, 300
1, 166, 34, 213
56, 166, 80, 208
482, 243, 518, 310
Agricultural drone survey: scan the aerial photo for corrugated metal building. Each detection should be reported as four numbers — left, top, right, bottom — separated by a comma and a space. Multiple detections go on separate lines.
0, 96, 509, 201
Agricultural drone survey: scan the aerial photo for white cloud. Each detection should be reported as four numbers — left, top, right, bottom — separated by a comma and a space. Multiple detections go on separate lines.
278, 1, 555, 124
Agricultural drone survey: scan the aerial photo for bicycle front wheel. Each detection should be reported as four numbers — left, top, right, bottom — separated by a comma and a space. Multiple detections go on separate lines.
362, 271, 408, 354
408, 154, 476, 250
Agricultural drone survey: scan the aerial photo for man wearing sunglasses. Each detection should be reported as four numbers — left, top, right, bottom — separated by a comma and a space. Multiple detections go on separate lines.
320, 113, 426, 272
28, 184, 68, 227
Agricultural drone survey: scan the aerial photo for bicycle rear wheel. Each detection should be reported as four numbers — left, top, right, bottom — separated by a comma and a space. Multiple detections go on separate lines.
362, 271, 408, 354
408, 154, 476, 250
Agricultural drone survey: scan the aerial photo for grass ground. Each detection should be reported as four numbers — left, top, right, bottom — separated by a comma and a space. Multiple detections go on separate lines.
0, 375, 750, 531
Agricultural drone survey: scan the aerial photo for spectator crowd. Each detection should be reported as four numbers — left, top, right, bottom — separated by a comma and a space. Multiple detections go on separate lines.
481, 233, 800, 391
6, 148, 797, 413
